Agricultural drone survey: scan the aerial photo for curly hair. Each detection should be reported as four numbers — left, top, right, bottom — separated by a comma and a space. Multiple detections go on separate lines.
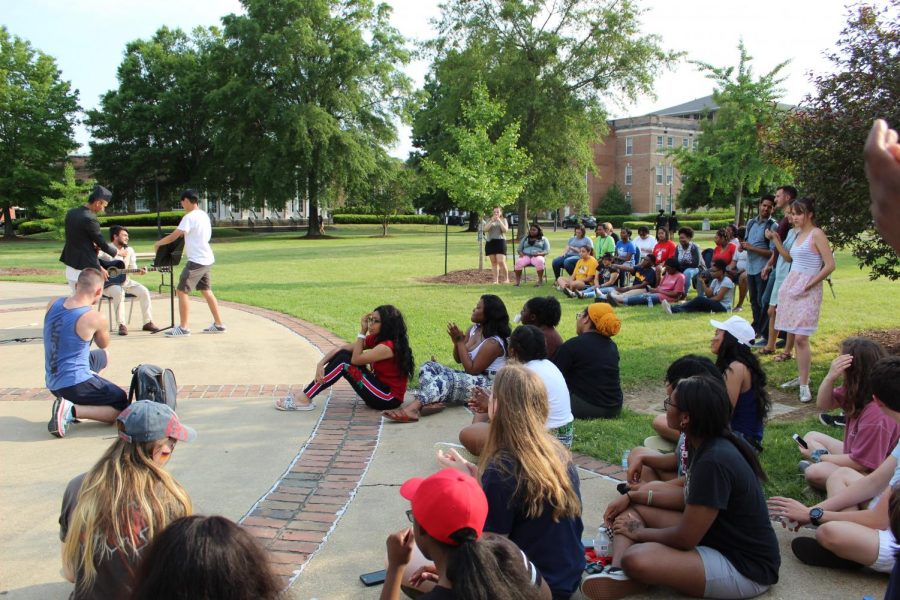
714, 332, 771, 422
523, 296, 561, 328
374, 304, 415, 380
479, 295, 511, 343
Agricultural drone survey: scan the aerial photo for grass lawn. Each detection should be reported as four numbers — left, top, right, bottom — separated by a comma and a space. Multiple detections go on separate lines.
3, 223, 898, 498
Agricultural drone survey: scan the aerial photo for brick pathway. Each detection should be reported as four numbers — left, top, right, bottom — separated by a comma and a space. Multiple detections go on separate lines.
0, 299, 622, 588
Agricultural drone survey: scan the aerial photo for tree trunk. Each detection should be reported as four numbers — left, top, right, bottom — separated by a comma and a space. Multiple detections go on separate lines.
733, 187, 743, 227
516, 199, 528, 238
467, 210, 479, 232
478, 220, 484, 271
382, 216, 388, 237
2, 205, 14, 239
306, 164, 320, 237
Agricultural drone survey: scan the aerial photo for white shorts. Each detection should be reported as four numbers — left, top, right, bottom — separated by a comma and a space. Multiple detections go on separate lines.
871, 529, 897, 573
65, 266, 81, 291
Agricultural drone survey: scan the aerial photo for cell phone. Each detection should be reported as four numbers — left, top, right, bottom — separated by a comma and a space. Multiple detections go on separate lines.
792, 433, 809, 449
359, 569, 387, 586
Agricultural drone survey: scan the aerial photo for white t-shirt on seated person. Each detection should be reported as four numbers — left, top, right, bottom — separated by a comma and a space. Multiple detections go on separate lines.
177, 208, 214, 266
525, 358, 573, 429
709, 276, 735, 311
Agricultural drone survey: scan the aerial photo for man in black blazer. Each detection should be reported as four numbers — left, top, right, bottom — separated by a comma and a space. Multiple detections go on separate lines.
59, 185, 126, 290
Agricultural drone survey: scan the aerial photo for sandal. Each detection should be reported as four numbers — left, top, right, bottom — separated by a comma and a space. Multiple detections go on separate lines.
757, 347, 776, 355
274, 395, 317, 411
383, 409, 419, 423
774, 352, 794, 362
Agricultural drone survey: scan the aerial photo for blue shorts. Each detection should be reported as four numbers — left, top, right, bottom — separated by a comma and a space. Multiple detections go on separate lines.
52, 349, 128, 410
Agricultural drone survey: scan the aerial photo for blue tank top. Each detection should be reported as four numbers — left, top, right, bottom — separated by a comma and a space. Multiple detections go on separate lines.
731, 387, 763, 442
44, 298, 93, 391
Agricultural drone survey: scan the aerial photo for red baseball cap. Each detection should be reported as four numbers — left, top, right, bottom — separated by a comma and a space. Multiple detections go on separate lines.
400, 468, 488, 546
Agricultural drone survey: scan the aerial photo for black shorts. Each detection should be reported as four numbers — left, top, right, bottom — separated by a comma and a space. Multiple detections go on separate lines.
52, 350, 128, 410
484, 239, 507, 255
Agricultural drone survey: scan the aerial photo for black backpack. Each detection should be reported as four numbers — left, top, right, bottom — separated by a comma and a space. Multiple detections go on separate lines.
128, 364, 178, 409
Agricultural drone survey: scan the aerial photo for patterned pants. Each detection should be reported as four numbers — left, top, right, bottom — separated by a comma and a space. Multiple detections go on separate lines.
413, 360, 494, 406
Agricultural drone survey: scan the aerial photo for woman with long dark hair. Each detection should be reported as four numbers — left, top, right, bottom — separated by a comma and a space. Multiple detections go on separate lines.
276, 304, 414, 412
130, 516, 281, 600
584, 375, 780, 599
385, 295, 509, 423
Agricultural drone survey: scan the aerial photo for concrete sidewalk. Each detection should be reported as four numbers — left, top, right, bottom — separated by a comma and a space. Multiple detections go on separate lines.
0, 281, 889, 600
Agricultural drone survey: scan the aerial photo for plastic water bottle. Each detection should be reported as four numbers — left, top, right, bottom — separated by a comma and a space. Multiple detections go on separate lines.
621, 450, 630, 470
647, 295, 654, 308
594, 526, 612, 565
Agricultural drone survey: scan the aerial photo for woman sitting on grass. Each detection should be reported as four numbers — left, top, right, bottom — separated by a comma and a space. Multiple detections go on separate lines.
516, 296, 563, 360
577, 253, 619, 300
276, 305, 414, 412
797, 337, 899, 490
439, 363, 585, 599
385, 295, 509, 423
555, 245, 597, 298
609, 258, 684, 308
582, 375, 780, 600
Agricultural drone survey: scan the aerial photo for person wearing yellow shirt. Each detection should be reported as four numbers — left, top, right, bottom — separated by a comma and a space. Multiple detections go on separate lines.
556, 245, 598, 298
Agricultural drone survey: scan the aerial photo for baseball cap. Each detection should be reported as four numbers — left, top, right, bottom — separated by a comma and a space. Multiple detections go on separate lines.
400, 468, 488, 546
710, 316, 755, 346
117, 400, 197, 444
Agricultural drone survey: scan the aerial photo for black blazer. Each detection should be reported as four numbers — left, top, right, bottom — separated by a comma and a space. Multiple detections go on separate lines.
59, 206, 117, 270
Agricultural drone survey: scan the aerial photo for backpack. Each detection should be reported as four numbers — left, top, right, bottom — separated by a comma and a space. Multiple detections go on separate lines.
128, 364, 177, 409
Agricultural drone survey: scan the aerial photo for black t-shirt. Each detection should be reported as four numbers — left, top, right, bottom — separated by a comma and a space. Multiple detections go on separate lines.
684, 437, 780, 585
552, 332, 623, 411
60, 473, 143, 600
481, 455, 585, 597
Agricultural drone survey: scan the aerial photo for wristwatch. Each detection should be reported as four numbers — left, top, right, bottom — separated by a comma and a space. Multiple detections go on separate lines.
809, 507, 824, 526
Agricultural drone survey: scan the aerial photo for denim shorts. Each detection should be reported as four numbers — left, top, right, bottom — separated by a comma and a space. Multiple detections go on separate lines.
696, 546, 769, 599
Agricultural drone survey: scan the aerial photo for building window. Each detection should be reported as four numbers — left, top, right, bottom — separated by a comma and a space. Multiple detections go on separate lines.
625, 136, 633, 156
667, 136, 674, 148
625, 192, 632, 206
693, 139, 699, 151
656, 165, 664, 185
209, 199, 218, 214
656, 135, 663, 152
625, 164, 633, 186
682, 137, 690, 149
655, 193, 663, 211
666, 166, 674, 185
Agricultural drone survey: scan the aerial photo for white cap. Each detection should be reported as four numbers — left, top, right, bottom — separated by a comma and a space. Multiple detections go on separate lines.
709, 316, 755, 346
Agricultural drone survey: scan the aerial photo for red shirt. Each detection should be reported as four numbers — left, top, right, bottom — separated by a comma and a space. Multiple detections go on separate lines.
366, 335, 407, 400
713, 243, 736, 266
653, 240, 676, 265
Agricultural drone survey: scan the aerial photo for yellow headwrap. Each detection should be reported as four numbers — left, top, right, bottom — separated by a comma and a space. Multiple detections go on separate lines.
587, 303, 621, 337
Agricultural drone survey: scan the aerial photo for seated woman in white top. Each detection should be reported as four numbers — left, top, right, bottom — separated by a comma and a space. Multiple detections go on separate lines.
459, 324, 573, 454
385, 295, 510, 423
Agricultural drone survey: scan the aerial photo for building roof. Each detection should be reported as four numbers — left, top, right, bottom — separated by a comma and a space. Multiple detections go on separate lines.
649, 95, 718, 117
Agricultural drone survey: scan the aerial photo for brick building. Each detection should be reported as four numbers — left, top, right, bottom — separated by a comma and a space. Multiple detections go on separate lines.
587, 95, 718, 215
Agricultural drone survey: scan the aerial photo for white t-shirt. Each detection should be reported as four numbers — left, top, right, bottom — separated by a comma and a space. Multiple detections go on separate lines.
525, 359, 573, 429
735, 249, 748, 273
634, 235, 656, 259
709, 276, 735, 311
177, 209, 214, 265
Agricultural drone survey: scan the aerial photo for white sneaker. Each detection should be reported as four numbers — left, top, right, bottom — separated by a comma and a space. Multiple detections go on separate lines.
164, 325, 191, 337
275, 394, 316, 411
581, 567, 646, 599
781, 377, 801, 389
799, 385, 812, 403
661, 299, 672, 314
203, 323, 227, 333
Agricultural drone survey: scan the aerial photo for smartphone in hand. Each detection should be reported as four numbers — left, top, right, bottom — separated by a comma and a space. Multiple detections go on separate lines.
792, 433, 809, 449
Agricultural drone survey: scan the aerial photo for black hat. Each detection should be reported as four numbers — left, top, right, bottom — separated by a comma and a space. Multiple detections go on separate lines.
89, 185, 112, 202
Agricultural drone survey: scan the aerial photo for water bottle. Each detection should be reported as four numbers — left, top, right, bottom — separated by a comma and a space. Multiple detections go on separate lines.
647, 295, 654, 308
621, 450, 630, 470
594, 526, 612, 565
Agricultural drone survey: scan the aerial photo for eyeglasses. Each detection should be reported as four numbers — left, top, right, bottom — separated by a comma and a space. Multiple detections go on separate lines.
576, 311, 587, 320
406, 509, 414, 523
663, 397, 679, 411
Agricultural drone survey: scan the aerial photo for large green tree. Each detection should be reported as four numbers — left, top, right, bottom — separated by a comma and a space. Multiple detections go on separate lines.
37, 163, 94, 240
670, 42, 790, 226
0, 27, 79, 238
86, 26, 220, 213
209, 0, 412, 236
414, 0, 678, 235
773, 2, 899, 280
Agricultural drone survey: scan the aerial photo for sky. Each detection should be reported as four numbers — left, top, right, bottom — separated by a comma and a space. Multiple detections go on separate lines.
3, 0, 852, 159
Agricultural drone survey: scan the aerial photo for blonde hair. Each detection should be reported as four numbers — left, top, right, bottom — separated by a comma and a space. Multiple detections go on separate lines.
62, 437, 192, 588
479, 364, 581, 521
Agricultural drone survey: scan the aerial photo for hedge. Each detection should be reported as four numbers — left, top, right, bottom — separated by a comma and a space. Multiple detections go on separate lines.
592, 211, 733, 228
16, 219, 54, 235
622, 219, 732, 231
100, 212, 183, 227
331, 214, 439, 225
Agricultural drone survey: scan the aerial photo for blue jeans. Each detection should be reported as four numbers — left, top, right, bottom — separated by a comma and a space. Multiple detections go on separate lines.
671, 296, 727, 313
747, 273, 766, 336
582, 285, 617, 298
682, 267, 700, 293
624, 293, 661, 307
551, 255, 580, 279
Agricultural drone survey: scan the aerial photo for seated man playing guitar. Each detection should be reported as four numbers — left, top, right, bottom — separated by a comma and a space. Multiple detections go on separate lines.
98, 225, 158, 335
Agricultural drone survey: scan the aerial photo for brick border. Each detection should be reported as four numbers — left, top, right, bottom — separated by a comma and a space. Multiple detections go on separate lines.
0, 298, 622, 587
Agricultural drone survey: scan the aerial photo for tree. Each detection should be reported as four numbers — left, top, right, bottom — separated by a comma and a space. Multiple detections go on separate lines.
37, 163, 94, 239
422, 82, 532, 269
86, 26, 221, 213
209, 0, 412, 236
347, 155, 419, 236
416, 0, 679, 235
0, 27, 79, 238
597, 184, 630, 215
671, 42, 790, 225
773, 2, 899, 280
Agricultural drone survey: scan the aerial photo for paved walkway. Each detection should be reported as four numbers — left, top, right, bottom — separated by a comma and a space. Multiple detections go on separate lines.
0, 282, 887, 599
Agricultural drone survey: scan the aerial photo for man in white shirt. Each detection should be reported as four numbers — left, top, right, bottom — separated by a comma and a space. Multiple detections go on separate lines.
99, 226, 158, 335
153, 189, 225, 336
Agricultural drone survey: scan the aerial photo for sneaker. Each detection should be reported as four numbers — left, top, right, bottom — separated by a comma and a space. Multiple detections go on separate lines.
776, 338, 787, 349
594, 291, 608, 303
203, 323, 227, 333
661, 299, 672, 314
274, 394, 316, 411
819, 413, 845, 427
563, 288, 576, 298
799, 385, 812, 403
48, 397, 75, 438
753, 338, 768, 348
798, 460, 811, 473
780, 377, 801, 389
791, 537, 864, 570
580, 567, 647, 600
164, 325, 191, 337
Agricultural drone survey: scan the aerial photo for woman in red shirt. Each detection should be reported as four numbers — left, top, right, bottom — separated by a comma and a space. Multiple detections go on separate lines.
275, 305, 414, 412
712, 228, 736, 265
652, 227, 677, 280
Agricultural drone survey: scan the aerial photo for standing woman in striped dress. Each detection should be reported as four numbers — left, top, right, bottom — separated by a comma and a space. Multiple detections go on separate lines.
774, 198, 835, 403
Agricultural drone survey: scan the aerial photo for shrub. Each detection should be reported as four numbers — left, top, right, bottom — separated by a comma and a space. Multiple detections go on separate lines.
100, 212, 184, 227
331, 214, 439, 225
16, 219, 54, 235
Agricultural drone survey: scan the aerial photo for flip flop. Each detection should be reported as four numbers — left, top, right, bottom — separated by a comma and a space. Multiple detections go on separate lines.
757, 347, 776, 355
383, 409, 419, 423
774, 352, 794, 362
420, 403, 446, 417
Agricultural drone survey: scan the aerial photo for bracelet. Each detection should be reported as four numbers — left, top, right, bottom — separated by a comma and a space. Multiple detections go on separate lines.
356, 334, 366, 340
647, 490, 654, 507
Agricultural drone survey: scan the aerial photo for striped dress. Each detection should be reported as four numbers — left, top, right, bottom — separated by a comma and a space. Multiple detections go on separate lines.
774, 232, 823, 336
